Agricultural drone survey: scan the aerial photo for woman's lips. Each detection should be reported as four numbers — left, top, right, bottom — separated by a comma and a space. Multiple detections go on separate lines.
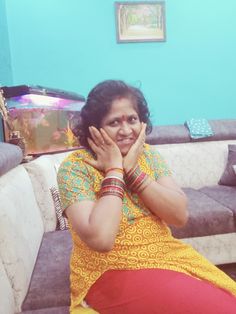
117, 138, 134, 145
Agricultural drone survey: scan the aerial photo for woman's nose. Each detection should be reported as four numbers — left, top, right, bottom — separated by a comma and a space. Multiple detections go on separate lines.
119, 122, 132, 135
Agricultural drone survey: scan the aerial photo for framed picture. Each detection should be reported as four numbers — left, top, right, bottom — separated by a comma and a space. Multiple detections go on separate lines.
115, 1, 166, 43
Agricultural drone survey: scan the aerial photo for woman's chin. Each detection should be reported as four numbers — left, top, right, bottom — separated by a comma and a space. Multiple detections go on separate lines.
119, 146, 130, 156
117, 142, 134, 156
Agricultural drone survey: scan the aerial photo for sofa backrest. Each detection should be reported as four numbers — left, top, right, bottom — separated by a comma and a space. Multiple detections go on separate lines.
156, 139, 236, 188
0, 165, 44, 313
23, 137, 236, 233
146, 119, 236, 145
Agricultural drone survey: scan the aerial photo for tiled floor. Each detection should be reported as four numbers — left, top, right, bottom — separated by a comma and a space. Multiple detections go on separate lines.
218, 263, 236, 281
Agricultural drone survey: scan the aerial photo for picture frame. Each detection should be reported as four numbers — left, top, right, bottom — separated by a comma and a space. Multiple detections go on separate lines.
115, 1, 166, 43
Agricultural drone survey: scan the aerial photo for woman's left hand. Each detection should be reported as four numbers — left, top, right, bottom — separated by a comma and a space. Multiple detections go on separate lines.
123, 123, 146, 173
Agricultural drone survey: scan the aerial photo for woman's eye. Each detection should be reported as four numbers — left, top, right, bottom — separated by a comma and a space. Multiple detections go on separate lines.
109, 120, 119, 126
129, 116, 138, 123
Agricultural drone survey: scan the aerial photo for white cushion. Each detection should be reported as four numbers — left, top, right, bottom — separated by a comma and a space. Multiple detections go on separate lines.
0, 165, 44, 312
156, 139, 236, 188
23, 152, 70, 231
0, 258, 15, 314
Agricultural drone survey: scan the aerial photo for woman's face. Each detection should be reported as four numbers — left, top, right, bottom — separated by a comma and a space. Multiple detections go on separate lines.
100, 97, 142, 156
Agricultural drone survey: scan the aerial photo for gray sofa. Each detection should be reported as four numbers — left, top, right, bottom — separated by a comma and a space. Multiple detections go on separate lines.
0, 119, 236, 314
149, 120, 236, 249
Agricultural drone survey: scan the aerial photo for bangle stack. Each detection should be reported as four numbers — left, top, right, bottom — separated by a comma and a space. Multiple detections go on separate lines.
125, 165, 149, 193
100, 175, 125, 199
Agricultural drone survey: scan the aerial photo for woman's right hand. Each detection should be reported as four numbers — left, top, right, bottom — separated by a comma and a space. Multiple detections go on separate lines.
85, 126, 123, 172
123, 123, 146, 173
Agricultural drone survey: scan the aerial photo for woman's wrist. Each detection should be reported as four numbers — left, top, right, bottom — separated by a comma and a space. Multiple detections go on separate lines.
136, 176, 152, 193
124, 164, 150, 193
123, 163, 137, 175
100, 175, 125, 199
105, 167, 123, 174
105, 166, 124, 178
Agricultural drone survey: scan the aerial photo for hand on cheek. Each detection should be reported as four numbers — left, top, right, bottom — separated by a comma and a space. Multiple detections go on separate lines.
123, 123, 146, 173
85, 126, 123, 172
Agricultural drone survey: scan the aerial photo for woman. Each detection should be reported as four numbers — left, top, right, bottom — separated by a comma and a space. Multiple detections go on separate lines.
58, 80, 236, 314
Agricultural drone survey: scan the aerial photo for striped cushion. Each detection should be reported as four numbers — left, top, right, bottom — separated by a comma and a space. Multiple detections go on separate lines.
50, 187, 69, 230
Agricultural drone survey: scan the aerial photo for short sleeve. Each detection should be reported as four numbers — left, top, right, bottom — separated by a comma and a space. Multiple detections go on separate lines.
150, 147, 172, 180
57, 158, 96, 211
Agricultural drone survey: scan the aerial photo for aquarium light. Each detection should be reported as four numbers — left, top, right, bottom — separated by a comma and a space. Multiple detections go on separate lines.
20, 94, 62, 106
1, 85, 85, 101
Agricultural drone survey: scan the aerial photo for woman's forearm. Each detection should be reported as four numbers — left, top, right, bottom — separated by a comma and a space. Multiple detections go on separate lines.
87, 195, 122, 251
69, 168, 124, 252
138, 179, 188, 227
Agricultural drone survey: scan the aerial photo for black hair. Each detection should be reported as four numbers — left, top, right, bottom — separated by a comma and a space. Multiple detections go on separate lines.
74, 80, 152, 148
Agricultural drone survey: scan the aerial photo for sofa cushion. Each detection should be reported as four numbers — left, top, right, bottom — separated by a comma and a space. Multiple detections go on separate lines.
218, 263, 236, 282
219, 144, 236, 186
185, 118, 213, 139
50, 186, 69, 230
199, 185, 236, 221
170, 188, 235, 239
0, 142, 23, 176
0, 165, 44, 312
156, 140, 236, 189
22, 230, 72, 311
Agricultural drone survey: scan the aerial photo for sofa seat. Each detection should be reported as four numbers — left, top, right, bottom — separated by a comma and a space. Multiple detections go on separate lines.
20, 230, 97, 314
21, 230, 71, 312
199, 186, 236, 221
170, 188, 235, 239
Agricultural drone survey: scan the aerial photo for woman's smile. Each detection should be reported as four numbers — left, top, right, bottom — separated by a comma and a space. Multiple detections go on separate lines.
117, 137, 134, 145
116, 138, 136, 152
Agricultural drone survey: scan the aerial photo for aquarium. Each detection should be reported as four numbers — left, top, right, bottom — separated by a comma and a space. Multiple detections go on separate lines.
1, 85, 85, 156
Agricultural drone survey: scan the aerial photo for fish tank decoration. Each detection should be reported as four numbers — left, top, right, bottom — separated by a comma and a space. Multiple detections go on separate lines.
0, 88, 27, 156
0, 85, 85, 156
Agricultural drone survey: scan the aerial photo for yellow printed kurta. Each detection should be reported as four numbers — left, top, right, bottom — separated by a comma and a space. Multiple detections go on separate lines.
57, 144, 236, 311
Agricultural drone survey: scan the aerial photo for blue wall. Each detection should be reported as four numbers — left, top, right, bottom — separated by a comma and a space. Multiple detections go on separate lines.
0, 0, 12, 85
4, 0, 236, 127
0, 0, 12, 140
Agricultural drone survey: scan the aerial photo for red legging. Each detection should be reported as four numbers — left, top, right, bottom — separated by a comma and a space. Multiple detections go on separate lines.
86, 269, 236, 314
